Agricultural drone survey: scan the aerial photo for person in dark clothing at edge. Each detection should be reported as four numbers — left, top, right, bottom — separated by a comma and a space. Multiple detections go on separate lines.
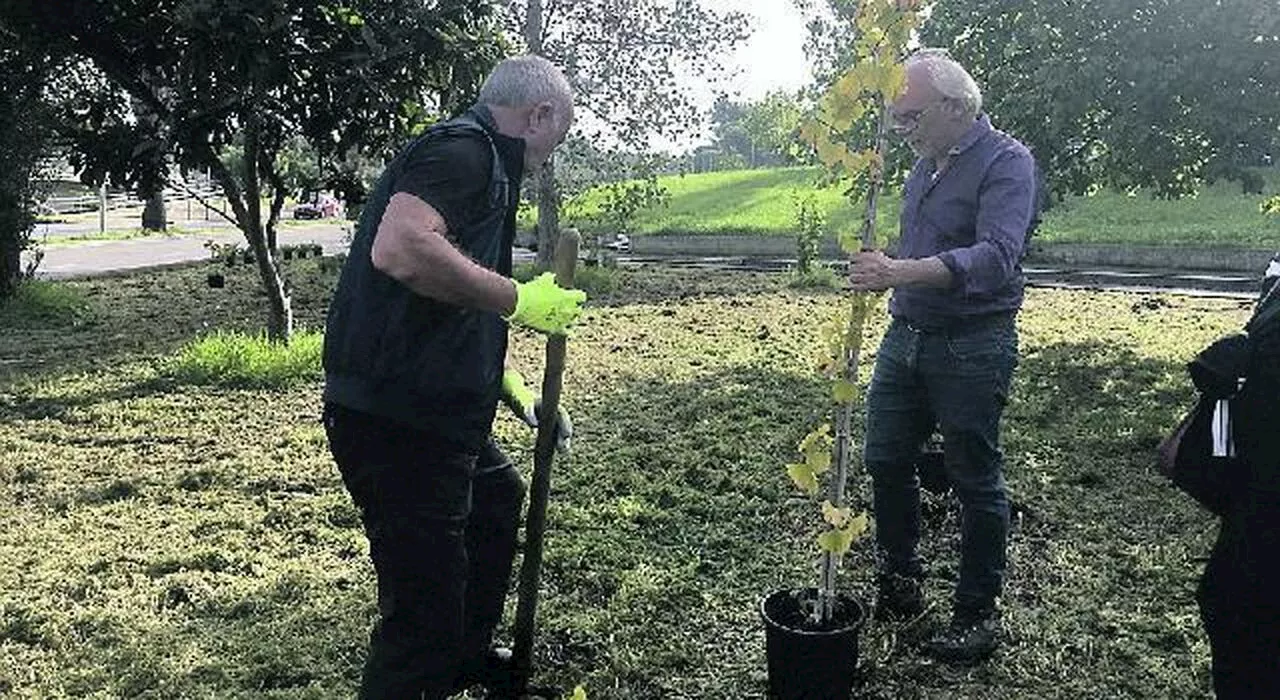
1197, 252, 1280, 699
847, 48, 1037, 665
322, 55, 584, 699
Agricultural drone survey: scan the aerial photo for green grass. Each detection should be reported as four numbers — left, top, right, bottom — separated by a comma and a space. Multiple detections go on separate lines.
526, 166, 1280, 248
1036, 176, 1280, 248
0, 280, 92, 327
0, 260, 1260, 698
41, 227, 185, 248
166, 330, 324, 390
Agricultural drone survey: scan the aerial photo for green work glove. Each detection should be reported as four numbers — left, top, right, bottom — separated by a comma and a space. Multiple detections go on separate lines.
505, 272, 587, 336
501, 368, 573, 453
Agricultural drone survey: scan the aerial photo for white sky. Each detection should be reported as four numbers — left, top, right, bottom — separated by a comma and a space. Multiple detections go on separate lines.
713, 0, 812, 101
658, 0, 811, 151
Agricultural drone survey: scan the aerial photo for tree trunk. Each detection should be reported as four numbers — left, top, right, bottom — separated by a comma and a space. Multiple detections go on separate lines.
0, 231, 19, 299
523, 0, 561, 269
535, 158, 560, 268
244, 120, 292, 343
141, 190, 166, 231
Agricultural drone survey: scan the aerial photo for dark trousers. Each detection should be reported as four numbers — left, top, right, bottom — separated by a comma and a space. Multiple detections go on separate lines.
324, 403, 526, 700
864, 315, 1018, 611
1198, 493, 1280, 699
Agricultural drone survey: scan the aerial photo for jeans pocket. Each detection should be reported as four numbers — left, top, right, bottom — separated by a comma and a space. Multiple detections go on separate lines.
945, 324, 1017, 363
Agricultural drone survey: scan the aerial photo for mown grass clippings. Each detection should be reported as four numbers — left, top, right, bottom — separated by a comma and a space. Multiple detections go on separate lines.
0, 261, 1253, 698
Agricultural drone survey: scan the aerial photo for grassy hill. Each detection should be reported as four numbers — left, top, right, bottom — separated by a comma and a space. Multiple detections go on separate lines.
538, 166, 1280, 249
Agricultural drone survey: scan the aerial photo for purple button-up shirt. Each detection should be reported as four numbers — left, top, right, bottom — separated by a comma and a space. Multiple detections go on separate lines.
890, 114, 1037, 325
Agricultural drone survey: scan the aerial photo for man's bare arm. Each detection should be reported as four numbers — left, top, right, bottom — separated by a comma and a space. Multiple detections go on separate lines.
370, 192, 518, 315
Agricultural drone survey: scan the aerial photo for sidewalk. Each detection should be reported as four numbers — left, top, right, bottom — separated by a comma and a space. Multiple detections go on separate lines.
28, 222, 352, 280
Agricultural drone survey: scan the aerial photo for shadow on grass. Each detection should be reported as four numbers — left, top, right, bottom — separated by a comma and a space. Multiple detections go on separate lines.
0, 376, 185, 422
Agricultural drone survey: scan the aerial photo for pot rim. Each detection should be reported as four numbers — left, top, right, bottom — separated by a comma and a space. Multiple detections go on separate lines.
760, 587, 866, 636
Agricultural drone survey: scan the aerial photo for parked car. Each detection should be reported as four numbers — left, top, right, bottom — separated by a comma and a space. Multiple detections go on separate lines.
292, 193, 342, 220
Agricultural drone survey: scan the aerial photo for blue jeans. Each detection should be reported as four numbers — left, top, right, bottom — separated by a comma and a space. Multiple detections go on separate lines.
864, 314, 1018, 611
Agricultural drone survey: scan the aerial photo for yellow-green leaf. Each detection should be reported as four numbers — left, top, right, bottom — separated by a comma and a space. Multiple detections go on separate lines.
817, 526, 855, 555
845, 511, 870, 541
806, 448, 832, 475
832, 379, 857, 404
882, 63, 908, 100
817, 512, 870, 555
568, 686, 588, 700
798, 424, 832, 454
822, 500, 852, 528
787, 462, 819, 497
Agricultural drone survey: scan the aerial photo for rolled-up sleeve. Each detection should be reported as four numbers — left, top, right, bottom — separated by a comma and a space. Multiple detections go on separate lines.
936, 148, 1036, 297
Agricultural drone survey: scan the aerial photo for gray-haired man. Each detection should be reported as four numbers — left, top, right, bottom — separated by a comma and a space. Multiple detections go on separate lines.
323, 55, 582, 698
849, 48, 1038, 664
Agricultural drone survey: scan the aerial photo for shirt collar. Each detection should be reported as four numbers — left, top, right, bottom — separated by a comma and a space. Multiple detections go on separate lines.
947, 114, 992, 156
466, 104, 526, 180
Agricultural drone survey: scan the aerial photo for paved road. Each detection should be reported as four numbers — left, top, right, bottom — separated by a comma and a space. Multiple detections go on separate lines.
28, 222, 353, 280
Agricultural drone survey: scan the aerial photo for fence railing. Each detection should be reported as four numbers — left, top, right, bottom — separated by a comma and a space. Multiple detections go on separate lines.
37, 185, 224, 216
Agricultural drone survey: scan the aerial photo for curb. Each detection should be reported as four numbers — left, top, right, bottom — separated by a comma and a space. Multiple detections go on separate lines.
625, 235, 1275, 274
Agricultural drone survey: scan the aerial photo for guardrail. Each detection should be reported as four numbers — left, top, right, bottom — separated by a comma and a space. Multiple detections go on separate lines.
37, 186, 224, 216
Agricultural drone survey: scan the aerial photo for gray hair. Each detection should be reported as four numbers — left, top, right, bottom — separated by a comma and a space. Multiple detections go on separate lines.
478, 54, 573, 119
906, 48, 982, 118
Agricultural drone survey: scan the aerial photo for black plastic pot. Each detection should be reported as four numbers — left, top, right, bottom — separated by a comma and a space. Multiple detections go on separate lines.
761, 588, 865, 700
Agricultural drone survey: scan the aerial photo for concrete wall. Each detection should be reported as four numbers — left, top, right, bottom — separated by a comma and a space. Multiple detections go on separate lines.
629, 234, 1275, 273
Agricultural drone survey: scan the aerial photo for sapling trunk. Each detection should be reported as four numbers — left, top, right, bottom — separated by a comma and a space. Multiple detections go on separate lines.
816, 102, 893, 623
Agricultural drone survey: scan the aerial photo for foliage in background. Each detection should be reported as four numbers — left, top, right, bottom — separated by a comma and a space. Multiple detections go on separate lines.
709, 91, 810, 169
165, 330, 323, 390
922, 0, 1280, 199
792, 189, 827, 274
1, 0, 504, 341
0, 40, 54, 299
507, 0, 750, 264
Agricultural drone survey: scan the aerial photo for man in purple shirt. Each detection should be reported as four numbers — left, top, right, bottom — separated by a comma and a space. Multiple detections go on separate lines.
849, 48, 1038, 665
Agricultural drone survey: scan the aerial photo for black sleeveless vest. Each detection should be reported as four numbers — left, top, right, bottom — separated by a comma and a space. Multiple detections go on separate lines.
323, 108, 519, 450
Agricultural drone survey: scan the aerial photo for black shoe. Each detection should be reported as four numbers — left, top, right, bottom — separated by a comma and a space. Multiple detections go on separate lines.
452, 646, 518, 694
874, 572, 924, 621
924, 605, 1000, 664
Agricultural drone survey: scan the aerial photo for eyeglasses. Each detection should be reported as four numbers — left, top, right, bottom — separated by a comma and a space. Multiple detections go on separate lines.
889, 100, 942, 134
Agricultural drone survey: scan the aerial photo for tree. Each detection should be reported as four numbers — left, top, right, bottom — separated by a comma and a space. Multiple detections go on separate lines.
710, 91, 808, 168
2, 0, 503, 341
794, 0, 919, 619
0, 38, 54, 300
507, 0, 750, 265
921, 0, 1280, 198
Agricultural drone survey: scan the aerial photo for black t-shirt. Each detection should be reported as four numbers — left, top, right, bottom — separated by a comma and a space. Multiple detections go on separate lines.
392, 126, 525, 251
322, 108, 526, 450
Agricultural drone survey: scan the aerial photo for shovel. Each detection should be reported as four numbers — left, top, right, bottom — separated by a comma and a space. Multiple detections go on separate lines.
503, 228, 581, 700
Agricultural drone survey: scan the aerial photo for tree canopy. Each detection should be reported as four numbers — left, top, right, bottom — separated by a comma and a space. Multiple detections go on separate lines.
2, 0, 504, 338
922, 0, 1280, 198
508, 0, 749, 262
